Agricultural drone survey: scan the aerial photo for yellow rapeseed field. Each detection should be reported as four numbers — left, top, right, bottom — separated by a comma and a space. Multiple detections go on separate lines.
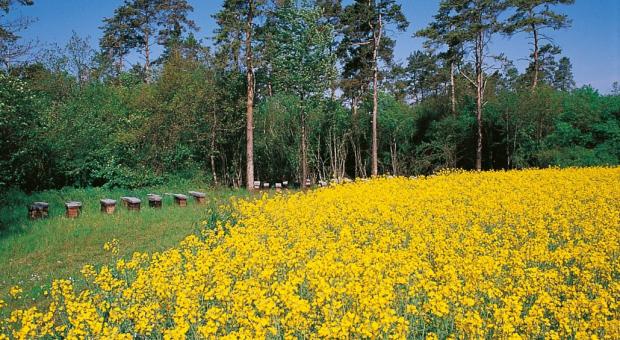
1, 167, 619, 339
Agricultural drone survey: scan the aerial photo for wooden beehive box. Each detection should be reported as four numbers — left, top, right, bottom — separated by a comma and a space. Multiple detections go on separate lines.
28, 202, 49, 220
188, 191, 206, 204
147, 194, 162, 208
100, 199, 116, 214
65, 201, 82, 218
173, 194, 188, 207
121, 197, 141, 211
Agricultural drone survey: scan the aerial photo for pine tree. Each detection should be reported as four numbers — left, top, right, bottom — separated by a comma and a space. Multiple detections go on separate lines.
213, 1, 243, 72
339, 0, 408, 177
416, 3, 465, 114
404, 50, 443, 102
157, 0, 197, 45
553, 56, 575, 91
125, 0, 159, 82
100, 4, 133, 75
522, 43, 560, 85
432, 0, 506, 170
505, 0, 574, 89
101, 0, 197, 82
214, 0, 268, 190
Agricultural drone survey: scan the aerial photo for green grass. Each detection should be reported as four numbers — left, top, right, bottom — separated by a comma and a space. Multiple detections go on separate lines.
0, 184, 248, 310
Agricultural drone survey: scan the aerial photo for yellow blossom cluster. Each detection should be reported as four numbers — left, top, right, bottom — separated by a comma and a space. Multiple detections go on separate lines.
1, 167, 619, 339
7, 288, 21, 301
103, 238, 120, 255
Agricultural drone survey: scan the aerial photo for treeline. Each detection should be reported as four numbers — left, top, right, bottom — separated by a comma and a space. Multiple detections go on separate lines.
1, 0, 619, 191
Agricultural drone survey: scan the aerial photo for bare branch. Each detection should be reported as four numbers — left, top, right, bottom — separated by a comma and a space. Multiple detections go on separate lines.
459, 68, 477, 87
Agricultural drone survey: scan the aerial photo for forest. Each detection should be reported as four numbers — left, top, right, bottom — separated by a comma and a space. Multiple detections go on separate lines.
1, 0, 619, 191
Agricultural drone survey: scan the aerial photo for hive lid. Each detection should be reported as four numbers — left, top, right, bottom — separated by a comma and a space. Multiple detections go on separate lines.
65, 201, 82, 208
173, 194, 188, 200
147, 194, 162, 201
32, 202, 49, 208
188, 191, 206, 198
100, 199, 117, 205
121, 196, 141, 204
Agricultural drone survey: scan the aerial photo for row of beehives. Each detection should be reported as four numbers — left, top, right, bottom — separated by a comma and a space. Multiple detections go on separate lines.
27, 191, 207, 220
252, 180, 289, 190
252, 180, 331, 189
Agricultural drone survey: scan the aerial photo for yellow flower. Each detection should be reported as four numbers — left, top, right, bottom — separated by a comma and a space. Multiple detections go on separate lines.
103, 238, 120, 255
1, 167, 619, 338
9, 286, 22, 299
80, 264, 96, 279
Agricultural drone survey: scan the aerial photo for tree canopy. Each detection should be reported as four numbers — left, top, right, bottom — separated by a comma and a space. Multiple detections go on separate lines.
1, 0, 618, 192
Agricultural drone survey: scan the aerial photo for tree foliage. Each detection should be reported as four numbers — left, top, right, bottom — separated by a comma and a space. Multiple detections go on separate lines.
1, 0, 618, 192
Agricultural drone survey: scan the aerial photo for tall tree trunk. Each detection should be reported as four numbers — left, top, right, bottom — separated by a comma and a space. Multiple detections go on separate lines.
371, 12, 382, 177
504, 113, 511, 169
301, 106, 308, 189
144, 30, 151, 83
512, 125, 518, 168
390, 138, 397, 175
210, 111, 218, 186
235, 17, 242, 72
116, 39, 124, 76
475, 30, 484, 171
118, 54, 124, 75
531, 20, 539, 89
351, 97, 362, 178
450, 60, 456, 115
329, 129, 335, 179
245, 0, 255, 190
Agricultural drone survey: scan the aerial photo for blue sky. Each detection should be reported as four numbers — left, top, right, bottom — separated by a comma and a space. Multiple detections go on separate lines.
8, 0, 620, 92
